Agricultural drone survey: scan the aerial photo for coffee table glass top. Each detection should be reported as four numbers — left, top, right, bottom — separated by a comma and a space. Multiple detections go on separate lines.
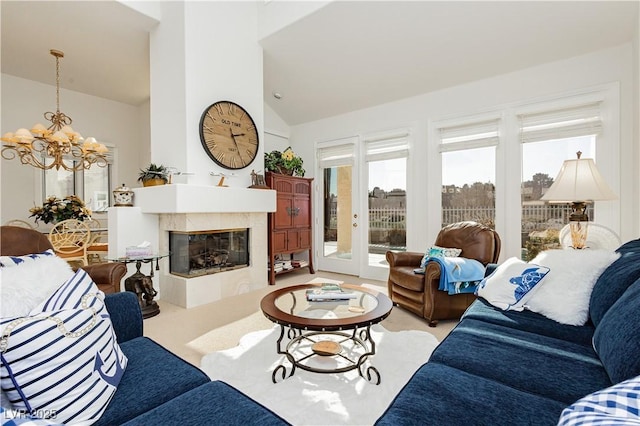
261, 283, 393, 331
274, 285, 379, 320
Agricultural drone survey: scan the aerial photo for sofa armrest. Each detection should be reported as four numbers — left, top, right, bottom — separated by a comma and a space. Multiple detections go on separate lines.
105, 292, 143, 343
386, 251, 424, 267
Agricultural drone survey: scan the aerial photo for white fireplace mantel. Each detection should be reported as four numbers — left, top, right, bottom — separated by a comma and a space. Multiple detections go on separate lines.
133, 184, 276, 214
109, 184, 277, 308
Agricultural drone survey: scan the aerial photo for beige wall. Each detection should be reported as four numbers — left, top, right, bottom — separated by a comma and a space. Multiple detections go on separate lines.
0, 74, 146, 225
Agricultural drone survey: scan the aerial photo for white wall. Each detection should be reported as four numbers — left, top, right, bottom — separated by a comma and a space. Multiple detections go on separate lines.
148, 1, 263, 188
264, 102, 291, 154
0, 74, 145, 224
290, 44, 637, 260
257, 0, 330, 40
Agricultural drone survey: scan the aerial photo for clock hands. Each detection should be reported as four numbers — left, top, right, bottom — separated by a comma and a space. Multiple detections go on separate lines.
229, 128, 246, 167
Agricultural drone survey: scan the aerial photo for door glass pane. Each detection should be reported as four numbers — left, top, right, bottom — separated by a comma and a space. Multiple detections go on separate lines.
323, 165, 353, 259
84, 164, 111, 212
368, 157, 406, 265
442, 146, 496, 228
521, 135, 595, 260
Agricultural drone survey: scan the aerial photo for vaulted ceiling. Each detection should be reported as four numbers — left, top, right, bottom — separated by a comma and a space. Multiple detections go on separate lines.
2, 1, 638, 126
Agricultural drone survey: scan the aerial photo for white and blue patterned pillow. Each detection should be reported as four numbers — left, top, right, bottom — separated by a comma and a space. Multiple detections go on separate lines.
558, 375, 640, 425
0, 250, 58, 268
476, 257, 549, 311
421, 246, 462, 268
0, 269, 127, 424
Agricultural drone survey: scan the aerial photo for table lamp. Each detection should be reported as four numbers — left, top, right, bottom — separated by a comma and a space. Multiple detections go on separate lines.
541, 151, 617, 249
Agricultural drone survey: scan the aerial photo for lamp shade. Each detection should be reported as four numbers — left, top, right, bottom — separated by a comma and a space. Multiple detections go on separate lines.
541, 156, 617, 202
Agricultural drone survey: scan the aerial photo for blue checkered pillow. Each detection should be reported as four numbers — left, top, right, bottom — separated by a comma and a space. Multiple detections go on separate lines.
0, 269, 127, 424
558, 375, 640, 425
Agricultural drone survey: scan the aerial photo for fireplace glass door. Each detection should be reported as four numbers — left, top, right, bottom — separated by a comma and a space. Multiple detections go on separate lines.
169, 228, 249, 277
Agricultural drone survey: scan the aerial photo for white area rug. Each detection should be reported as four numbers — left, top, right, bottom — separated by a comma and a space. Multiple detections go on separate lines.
200, 324, 438, 425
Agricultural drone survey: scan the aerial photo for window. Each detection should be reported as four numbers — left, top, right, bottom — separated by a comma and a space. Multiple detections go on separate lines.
365, 131, 409, 261
519, 102, 602, 259
42, 149, 114, 212
438, 118, 499, 228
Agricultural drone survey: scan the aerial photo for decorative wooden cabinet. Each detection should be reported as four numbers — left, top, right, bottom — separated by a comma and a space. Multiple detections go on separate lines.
266, 172, 315, 285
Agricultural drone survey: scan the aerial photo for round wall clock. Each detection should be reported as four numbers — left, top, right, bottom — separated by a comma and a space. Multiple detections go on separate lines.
199, 101, 259, 170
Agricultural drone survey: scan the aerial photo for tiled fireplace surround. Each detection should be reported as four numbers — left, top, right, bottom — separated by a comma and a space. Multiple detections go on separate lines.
108, 184, 276, 308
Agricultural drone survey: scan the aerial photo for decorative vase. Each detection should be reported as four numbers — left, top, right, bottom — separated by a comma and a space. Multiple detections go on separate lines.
113, 184, 134, 206
142, 178, 166, 187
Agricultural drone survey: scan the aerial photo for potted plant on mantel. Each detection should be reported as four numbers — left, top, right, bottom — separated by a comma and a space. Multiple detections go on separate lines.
138, 163, 169, 187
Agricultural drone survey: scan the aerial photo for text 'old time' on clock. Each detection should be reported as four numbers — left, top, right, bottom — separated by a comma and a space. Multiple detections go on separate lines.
199, 101, 259, 170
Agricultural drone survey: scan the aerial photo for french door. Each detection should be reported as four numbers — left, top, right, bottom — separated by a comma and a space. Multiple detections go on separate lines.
316, 139, 360, 275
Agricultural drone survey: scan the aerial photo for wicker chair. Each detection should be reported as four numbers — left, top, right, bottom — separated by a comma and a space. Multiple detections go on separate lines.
48, 219, 92, 266
386, 221, 501, 326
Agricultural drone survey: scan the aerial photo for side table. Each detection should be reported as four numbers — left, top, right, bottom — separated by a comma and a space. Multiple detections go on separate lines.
108, 253, 169, 318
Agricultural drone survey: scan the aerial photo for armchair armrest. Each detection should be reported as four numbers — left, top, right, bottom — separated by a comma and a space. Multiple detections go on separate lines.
82, 262, 126, 294
104, 292, 143, 343
386, 251, 424, 267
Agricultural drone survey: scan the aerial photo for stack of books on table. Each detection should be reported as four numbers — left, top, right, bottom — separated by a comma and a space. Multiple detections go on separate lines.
306, 284, 357, 302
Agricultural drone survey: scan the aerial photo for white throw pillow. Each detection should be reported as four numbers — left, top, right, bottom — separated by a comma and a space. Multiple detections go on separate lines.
476, 257, 550, 311
0, 269, 127, 424
0, 250, 74, 318
525, 249, 620, 326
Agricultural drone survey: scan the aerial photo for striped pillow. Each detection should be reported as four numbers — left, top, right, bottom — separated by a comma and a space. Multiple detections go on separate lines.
0, 269, 127, 424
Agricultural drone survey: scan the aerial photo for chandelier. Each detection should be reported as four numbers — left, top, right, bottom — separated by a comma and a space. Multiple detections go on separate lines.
1, 49, 108, 172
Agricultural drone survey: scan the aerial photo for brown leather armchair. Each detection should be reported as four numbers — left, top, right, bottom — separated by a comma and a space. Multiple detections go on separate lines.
1, 225, 126, 294
386, 221, 501, 326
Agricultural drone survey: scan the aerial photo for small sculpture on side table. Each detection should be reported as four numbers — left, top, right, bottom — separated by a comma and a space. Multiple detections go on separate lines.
111, 253, 168, 319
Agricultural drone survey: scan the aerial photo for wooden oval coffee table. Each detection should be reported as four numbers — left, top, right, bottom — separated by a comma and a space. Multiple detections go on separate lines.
260, 283, 393, 385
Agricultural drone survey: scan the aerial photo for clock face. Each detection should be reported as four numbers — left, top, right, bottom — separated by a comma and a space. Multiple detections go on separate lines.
199, 101, 259, 170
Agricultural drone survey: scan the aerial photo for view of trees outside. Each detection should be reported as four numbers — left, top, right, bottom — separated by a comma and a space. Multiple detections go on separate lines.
324, 135, 596, 260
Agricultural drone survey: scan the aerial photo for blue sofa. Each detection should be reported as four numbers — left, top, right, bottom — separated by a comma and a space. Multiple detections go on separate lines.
376, 238, 640, 425
98, 291, 287, 426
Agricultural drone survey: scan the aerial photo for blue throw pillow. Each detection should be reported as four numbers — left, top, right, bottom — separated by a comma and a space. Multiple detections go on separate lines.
593, 278, 640, 384
558, 374, 640, 425
0, 269, 127, 424
590, 249, 640, 327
